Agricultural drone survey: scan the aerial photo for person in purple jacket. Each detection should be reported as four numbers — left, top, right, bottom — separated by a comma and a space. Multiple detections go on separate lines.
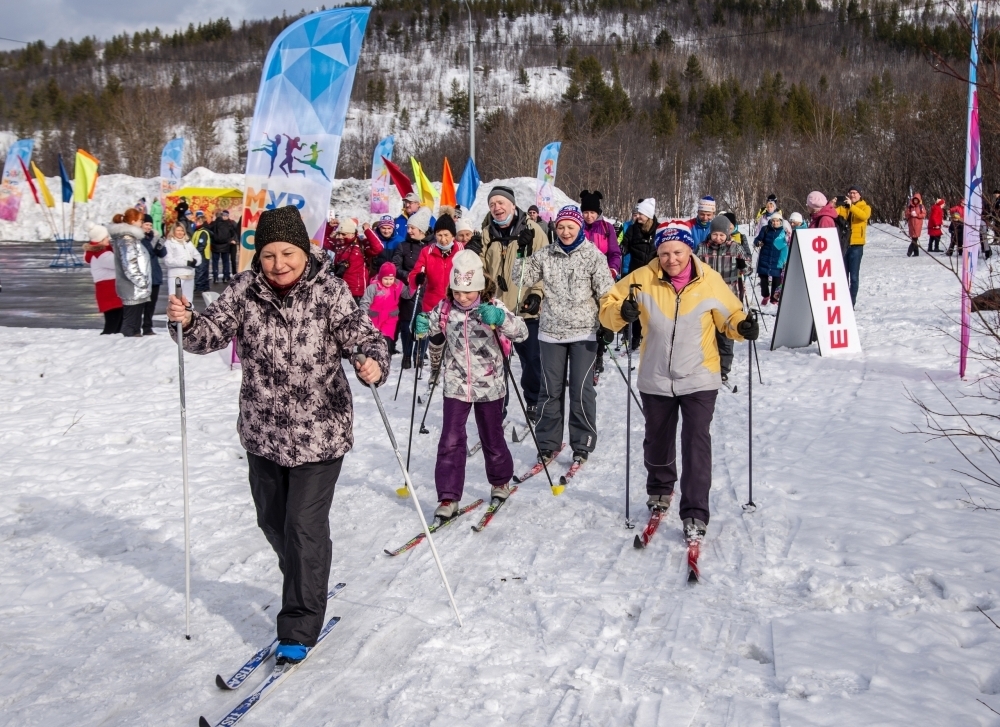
580, 190, 623, 378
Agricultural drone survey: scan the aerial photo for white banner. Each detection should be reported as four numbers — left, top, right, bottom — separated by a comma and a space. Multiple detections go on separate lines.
771, 228, 862, 356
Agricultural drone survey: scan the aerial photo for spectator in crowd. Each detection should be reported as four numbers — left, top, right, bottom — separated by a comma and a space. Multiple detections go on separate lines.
140, 214, 168, 335
83, 223, 123, 334
109, 208, 152, 337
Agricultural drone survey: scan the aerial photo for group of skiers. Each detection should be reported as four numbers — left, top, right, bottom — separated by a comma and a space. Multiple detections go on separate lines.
164, 189, 766, 664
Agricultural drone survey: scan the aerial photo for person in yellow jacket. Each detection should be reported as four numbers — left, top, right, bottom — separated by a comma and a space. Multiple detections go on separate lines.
599, 223, 758, 543
835, 185, 872, 306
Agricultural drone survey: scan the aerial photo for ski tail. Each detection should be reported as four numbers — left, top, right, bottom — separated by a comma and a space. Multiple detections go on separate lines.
687, 539, 701, 583
633, 508, 664, 549
384, 500, 484, 556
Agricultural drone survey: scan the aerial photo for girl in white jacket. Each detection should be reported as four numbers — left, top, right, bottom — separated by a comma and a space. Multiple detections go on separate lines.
163, 222, 200, 301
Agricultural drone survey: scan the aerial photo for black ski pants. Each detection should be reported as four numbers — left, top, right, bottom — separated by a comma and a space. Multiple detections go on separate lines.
247, 452, 342, 646
640, 389, 718, 525
121, 303, 145, 337
141, 285, 159, 335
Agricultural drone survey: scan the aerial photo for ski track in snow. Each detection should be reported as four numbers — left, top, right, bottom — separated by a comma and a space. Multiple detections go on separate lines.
4, 228, 1000, 725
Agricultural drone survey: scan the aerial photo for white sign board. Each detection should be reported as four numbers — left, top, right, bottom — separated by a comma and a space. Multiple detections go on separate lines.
771, 229, 862, 355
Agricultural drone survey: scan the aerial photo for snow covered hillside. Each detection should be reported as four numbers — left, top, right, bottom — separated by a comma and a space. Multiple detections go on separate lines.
4, 228, 1000, 725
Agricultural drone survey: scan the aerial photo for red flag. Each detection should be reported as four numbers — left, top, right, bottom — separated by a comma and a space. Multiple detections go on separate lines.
440, 158, 457, 208
19, 157, 39, 205
381, 155, 414, 198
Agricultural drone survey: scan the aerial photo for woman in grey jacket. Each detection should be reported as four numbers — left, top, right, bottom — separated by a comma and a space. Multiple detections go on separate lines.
108, 208, 152, 337
513, 205, 614, 469
166, 205, 388, 665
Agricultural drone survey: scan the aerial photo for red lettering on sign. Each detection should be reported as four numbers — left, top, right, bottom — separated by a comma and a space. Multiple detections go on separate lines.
822, 282, 836, 301
827, 306, 841, 325
830, 329, 849, 348
813, 236, 828, 253
243, 209, 262, 226
817, 259, 831, 277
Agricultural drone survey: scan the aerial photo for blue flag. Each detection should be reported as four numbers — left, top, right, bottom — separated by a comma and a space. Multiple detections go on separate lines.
57, 154, 73, 203
456, 158, 480, 211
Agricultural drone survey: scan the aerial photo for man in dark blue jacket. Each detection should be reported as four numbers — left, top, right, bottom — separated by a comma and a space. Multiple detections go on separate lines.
140, 215, 168, 335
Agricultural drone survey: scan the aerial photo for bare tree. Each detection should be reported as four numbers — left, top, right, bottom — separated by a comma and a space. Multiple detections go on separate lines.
107, 87, 166, 177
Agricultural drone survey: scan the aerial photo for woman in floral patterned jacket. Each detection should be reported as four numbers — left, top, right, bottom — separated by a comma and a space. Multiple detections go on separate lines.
167, 205, 388, 666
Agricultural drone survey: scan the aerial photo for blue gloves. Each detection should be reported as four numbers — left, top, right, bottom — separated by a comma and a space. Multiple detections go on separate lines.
414, 312, 430, 338
477, 303, 506, 327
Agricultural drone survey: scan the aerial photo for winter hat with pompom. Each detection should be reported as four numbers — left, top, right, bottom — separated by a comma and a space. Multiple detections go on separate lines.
805, 191, 828, 210
455, 216, 474, 233
449, 249, 486, 292
434, 213, 457, 236
655, 222, 696, 250
636, 198, 656, 219
88, 223, 109, 242
378, 214, 395, 228
554, 205, 584, 229
407, 206, 432, 233
697, 196, 717, 214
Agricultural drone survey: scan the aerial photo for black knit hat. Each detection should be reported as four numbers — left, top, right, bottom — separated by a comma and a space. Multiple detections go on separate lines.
580, 190, 603, 214
434, 213, 457, 236
254, 205, 311, 256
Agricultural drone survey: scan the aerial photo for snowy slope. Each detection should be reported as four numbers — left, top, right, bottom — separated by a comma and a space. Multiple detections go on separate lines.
3, 228, 1000, 725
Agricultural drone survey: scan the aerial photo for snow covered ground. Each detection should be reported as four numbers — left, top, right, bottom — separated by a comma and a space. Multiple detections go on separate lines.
3, 227, 1000, 726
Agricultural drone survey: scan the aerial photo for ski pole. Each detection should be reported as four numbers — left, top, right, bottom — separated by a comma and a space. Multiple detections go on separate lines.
625, 283, 642, 529
603, 341, 644, 414
418, 379, 437, 434
491, 327, 560, 495
743, 309, 757, 513
174, 279, 193, 639
395, 283, 425, 401
354, 353, 463, 627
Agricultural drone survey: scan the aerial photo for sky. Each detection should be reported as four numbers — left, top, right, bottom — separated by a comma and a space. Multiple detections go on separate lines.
0, 0, 343, 50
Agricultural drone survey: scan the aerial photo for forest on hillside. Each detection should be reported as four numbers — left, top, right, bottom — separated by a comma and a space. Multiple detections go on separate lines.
0, 0, 994, 223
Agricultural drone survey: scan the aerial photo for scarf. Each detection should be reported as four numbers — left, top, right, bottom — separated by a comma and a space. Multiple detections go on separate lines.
453, 294, 481, 312
558, 229, 587, 255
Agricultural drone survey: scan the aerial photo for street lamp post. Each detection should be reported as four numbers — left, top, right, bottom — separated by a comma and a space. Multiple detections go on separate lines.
463, 0, 475, 163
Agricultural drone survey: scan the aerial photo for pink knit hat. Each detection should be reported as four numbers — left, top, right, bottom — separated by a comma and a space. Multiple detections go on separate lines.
806, 191, 828, 210
378, 262, 396, 279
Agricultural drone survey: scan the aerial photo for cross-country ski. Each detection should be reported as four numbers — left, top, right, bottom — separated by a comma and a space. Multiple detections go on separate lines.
5, 7, 996, 722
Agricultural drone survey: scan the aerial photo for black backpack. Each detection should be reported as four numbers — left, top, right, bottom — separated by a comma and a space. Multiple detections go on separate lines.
833, 214, 852, 255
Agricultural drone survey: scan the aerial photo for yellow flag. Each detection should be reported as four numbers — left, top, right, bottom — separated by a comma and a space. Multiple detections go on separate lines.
74, 150, 100, 203
30, 162, 55, 208
410, 157, 436, 208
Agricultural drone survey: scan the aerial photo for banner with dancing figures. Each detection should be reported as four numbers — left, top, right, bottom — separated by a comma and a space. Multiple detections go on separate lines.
961, 1, 982, 379
160, 138, 184, 207
535, 141, 561, 222
370, 135, 394, 214
0, 139, 35, 222
239, 7, 371, 272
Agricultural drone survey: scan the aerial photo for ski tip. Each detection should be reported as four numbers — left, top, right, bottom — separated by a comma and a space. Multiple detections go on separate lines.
559, 475, 569, 485
383, 549, 398, 557
633, 534, 645, 549
395, 487, 410, 498
551, 484, 566, 496
199, 717, 212, 727
215, 674, 233, 690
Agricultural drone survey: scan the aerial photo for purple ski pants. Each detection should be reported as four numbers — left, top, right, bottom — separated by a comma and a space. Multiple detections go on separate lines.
435, 396, 513, 502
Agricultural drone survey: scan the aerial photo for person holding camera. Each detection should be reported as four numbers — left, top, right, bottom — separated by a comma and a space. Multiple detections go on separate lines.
835, 186, 871, 306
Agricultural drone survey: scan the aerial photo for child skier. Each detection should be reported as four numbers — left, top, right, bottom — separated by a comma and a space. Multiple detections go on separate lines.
414, 250, 528, 523
694, 215, 748, 382
928, 198, 946, 252
753, 212, 788, 307
947, 204, 965, 257
360, 262, 409, 355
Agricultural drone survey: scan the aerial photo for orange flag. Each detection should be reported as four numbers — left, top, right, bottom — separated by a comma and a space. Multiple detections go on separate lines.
440, 158, 457, 208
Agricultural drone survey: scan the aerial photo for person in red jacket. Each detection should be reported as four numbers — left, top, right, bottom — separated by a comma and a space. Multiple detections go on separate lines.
905, 193, 927, 257
324, 217, 383, 301
408, 213, 464, 315
83, 223, 124, 334
927, 198, 946, 252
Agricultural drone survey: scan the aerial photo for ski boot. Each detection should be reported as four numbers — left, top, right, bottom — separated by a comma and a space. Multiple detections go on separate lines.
275, 640, 310, 666
572, 450, 588, 465
646, 493, 673, 511
683, 518, 707, 542
434, 500, 460, 523
537, 449, 555, 466
491, 483, 513, 501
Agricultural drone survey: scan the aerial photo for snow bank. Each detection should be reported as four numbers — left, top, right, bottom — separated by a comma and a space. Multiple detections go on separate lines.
4, 228, 1000, 724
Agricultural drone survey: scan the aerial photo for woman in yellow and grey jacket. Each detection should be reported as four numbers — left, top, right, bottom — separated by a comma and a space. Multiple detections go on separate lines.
835, 185, 872, 306
599, 223, 758, 543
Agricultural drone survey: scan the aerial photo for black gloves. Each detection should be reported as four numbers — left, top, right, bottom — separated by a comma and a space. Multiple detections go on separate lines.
599, 327, 615, 345
620, 298, 640, 323
517, 226, 535, 257
735, 258, 747, 270
333, 261, 349, 278
414, 271, 427, 286
465, 232, 483, 255
521, 293, 541, 316
737, 316, 759, 341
